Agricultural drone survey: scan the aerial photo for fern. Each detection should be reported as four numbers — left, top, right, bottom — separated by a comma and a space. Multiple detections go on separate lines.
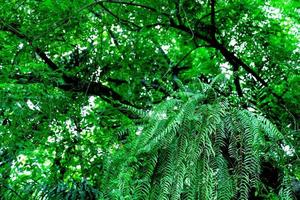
106, 81, 285, 200
279, 175, 296, 200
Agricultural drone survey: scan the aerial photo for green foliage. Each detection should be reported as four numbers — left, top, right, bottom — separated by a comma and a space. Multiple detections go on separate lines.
0, 0, 299, 199
104, 81, 286, 199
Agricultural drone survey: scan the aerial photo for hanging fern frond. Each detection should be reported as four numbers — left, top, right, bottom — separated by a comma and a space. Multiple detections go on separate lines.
279, 174, 296, 200
105, 81, 286, 200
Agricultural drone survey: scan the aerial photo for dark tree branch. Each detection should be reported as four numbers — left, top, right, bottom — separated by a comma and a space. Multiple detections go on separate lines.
215, 44, 267, 87
173, 45, 212, 68
233, 66, 243, 97
107, 77, 128, 85
0, 21, 26, 39
167, 21, 267, 89
91, 5, 140, 31
35, 48, 59, 71
175, 0, 183, 25
107, 28, 120, 48
60, 75, 132, 106
170, 21, 211, 42
9, 73, 140, 119
1, 21, 60, 71
0, 22, 141, 118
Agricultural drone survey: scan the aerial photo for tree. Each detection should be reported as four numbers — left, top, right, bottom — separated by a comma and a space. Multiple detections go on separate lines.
0, 0, 299, 199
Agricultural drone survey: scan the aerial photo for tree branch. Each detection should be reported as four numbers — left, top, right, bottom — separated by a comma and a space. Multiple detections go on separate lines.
233, 65, 243, 97
175, 0, 183, 25
1, 22, 141, 118
215, 44, 267, 86
167, 22, 268, 88
0, 21, 59, 71
60, 75, 133, 106
35, 48, 59, 71
91, 5, 140, 31
8, 73, 140, 119
173, 45, 211, 68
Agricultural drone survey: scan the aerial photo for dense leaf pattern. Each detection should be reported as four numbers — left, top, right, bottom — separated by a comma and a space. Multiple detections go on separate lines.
0, 0, 299, 199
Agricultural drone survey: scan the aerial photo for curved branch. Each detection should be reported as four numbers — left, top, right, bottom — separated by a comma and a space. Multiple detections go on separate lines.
91, 5, 140, 31
167, 22, 268, 88
173, 45, 211, 68
215, 44, 267, 86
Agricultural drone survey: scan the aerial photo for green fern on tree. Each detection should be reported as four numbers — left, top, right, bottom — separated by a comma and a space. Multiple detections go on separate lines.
106, 80, 292, 200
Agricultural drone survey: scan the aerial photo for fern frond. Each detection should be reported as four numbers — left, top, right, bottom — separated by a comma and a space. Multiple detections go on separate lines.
279, 175, 296, 200
109, 82, 286, 200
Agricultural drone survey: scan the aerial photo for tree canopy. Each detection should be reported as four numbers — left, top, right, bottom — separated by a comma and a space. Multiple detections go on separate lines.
0, 0, 299, 199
